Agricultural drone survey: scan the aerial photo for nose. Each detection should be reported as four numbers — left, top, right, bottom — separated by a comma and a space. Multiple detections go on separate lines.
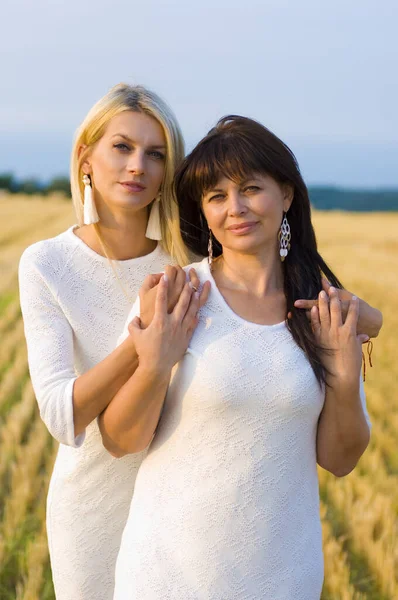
127, 148, 145, 175
227, 190, 247, 216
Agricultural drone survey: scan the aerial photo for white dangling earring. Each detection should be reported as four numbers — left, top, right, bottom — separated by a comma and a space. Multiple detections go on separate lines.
145, 192, 162, 241
82, 174, 100, 225
278, 212, 291, 262
208, 229, 214, 271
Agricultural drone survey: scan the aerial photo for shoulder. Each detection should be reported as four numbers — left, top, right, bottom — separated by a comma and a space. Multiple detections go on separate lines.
184, 258, 223, 322
183, 257, 210, 282
147, 245, 174, 271
19, 227, 78, 283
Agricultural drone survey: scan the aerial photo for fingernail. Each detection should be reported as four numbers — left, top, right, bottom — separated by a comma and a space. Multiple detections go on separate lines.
352, 295, 358, 301
195, 291, 200, 300
162, 274, 168, 282
329, 286, 336, 293
320, 291, 327, 299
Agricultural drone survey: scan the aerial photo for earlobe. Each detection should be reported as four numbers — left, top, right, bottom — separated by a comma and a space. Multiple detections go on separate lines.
82, 162, 92, 175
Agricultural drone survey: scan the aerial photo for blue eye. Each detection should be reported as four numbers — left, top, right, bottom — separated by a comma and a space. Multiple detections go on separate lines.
114, 143, 130, 152
148, 150, 165, 160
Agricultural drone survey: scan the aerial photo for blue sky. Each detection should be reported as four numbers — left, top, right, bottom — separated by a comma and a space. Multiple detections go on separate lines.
1, 0, 397, 186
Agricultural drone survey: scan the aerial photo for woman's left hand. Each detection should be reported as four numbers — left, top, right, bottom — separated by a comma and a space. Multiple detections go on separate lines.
311, 288, 369, 388
139, 267, 210, 329
293, 278, 383, 338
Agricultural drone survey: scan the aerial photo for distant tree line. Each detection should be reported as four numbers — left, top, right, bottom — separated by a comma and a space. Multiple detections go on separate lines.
1, 173, 398, 210
309, 186, 398, 212
0, 173, 71, 196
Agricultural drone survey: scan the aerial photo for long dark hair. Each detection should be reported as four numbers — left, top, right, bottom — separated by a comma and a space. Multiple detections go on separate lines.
175, 115, 343, 386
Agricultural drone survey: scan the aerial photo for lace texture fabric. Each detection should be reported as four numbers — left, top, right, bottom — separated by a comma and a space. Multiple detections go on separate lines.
19, 226, 171, 600
114, 258, 370, 600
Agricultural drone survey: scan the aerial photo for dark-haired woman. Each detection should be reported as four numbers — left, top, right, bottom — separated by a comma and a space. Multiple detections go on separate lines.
101, 116, 381, 600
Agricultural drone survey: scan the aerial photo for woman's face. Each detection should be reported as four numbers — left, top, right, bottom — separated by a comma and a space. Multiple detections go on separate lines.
202, 173, 293, 256
82, 110, 166, 215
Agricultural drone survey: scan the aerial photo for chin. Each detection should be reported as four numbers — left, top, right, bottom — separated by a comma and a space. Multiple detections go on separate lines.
228, 235, 266, 251
113, 195, 152, 211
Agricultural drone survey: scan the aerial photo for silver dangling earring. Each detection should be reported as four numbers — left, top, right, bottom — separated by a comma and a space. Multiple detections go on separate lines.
278, 212, 291, 262
82, 174, 100, 225
208, 229, 214, 271
145, 192, 162, 241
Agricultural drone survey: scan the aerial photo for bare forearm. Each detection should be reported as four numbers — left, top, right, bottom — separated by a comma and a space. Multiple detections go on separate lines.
72, 336, 138, 437
358, 299, 383, 338
99, 365, 171, 456
317, 383, 370, 477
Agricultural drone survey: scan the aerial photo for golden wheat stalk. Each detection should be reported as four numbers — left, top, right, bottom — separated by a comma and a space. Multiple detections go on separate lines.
0, 271, 19, 299
1, 417, 49, 542
15, 443, 57, 600
0, 318, 25, 371
0, 300, 21, 335
0, 379, 36, 485
0, 345, 28, 412
321, 467, 398, 598
320, 502, 365, 600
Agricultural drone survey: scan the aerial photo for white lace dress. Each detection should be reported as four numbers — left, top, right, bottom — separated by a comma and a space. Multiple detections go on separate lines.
19, 226, 171, 600
114, 257, 370, 600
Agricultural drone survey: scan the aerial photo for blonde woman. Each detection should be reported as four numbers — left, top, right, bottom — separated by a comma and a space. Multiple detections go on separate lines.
18, 84, 208, 600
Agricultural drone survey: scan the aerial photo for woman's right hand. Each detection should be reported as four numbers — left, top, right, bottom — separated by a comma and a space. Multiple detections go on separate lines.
128, 274, 201, 374
293, 278, 383, 338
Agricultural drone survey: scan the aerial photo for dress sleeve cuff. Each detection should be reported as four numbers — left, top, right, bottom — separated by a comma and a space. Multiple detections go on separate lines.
65, 378, 86, 448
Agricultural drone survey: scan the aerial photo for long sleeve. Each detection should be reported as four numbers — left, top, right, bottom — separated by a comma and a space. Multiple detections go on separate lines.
19, 246, 85, 447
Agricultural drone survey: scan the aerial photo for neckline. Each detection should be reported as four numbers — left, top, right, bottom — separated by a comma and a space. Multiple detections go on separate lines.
66, 225, 163, 266
201, 258, 287, 330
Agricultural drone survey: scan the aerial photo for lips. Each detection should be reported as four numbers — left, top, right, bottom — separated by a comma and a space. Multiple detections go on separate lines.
227, 221, 259, 233
120, 182, 146, 192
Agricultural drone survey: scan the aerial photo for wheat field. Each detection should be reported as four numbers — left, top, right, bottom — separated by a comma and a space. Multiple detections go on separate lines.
0, 195, 396, 599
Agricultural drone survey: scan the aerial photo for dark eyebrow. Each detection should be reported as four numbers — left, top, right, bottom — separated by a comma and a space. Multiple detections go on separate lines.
111, 133, 166, 149
206, 178, 259, 195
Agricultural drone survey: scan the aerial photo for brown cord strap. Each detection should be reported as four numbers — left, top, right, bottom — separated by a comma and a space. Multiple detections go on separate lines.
362, 340, 374, 382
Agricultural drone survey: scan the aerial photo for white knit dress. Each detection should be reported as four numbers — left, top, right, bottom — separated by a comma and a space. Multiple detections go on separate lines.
18, 226, 171, 600
114, 258, 370, 600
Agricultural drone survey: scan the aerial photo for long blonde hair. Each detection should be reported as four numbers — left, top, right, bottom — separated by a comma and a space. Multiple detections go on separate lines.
70, 83, 189, 265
